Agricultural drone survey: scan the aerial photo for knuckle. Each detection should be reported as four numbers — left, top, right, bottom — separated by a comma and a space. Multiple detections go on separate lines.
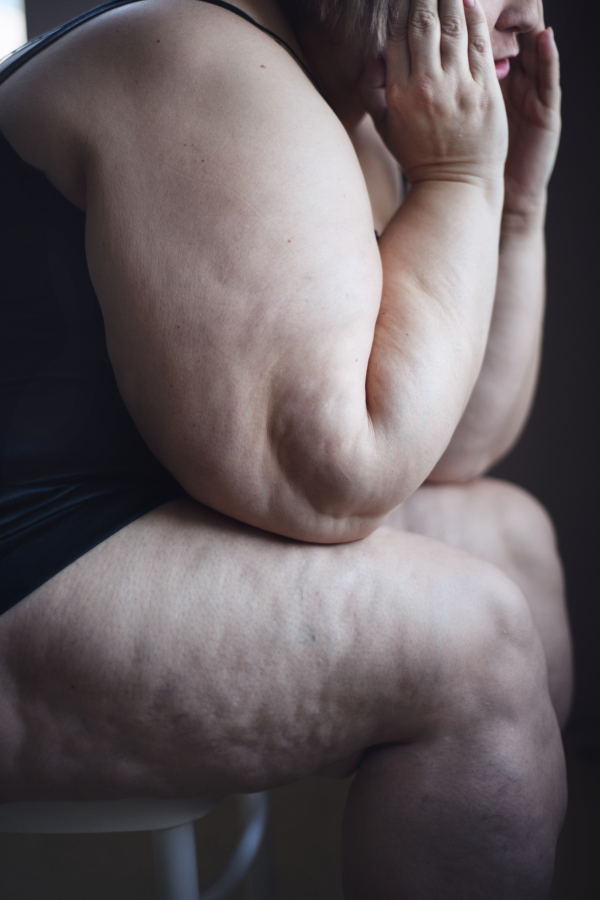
410, 9, 438, 34
413, 77, 437, 107
469, 35, 489, 55
389, 22, 409, 41
386, 83, 404, 109
440, 15, 464, 38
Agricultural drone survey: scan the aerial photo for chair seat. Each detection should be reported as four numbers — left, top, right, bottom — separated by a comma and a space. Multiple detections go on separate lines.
0, 796, 223, 833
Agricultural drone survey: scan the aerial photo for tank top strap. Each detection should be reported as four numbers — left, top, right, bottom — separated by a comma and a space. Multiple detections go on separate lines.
0, 1, 143, 84
197, 0, 326, 99
0, 0, 329, 105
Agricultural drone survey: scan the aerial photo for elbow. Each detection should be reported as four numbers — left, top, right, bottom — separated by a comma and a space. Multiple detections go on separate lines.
270, 427, 426, 543
265, 404, 382, 541
287, 510, 387, 545
182, 406, 441, 544
180, 439, 390, 545
272, 452, 391, 544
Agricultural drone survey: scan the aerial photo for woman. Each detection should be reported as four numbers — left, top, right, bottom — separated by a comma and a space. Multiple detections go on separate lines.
0, 0, 570, 895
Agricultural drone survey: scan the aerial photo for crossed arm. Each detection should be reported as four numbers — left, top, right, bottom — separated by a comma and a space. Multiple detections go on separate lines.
1, 0, 559, 544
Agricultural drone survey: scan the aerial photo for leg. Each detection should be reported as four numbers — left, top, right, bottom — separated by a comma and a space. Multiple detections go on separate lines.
386, 477, 573, 726
0, 498, 565, 897
344, 485, 569, 899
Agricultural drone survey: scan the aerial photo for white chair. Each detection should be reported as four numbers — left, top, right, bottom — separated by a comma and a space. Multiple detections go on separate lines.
0, 792, 269, 899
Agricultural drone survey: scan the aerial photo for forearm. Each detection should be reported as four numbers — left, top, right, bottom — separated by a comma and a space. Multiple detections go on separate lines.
364, 179, 504, 494
226, 177, 505, 543
250, 0, 513, 536
429, 204, 546, 482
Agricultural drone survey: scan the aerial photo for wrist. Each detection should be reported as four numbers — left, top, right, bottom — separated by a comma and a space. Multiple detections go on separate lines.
500, 209, 546, 237
408, 176, 506, 224
501, 191, 548, 236
405, 164, 506, 207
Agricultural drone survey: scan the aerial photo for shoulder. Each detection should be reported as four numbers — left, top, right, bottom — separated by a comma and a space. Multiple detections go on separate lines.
0, 0, 338, 207
0, 1, 384, 542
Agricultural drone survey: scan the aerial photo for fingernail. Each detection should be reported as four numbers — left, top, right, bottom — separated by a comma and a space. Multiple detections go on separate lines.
547, 26, 555, 42
464, 0, 475, 9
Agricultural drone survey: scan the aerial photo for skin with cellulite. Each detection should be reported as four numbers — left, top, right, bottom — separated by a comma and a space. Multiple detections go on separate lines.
0, 0, 570, 896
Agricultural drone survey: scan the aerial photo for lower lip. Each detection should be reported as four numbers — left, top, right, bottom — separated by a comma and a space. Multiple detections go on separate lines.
495, 58, 511, 80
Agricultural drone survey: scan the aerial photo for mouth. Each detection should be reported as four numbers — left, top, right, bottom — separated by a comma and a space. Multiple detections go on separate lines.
494, 57, 512, 80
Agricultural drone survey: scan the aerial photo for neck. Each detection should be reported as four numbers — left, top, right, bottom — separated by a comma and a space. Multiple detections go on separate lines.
294, 19, 367, 131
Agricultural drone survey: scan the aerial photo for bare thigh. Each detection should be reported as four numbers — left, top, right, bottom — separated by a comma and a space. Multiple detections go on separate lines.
387, 477, 572, 724
0, 493, 546, 801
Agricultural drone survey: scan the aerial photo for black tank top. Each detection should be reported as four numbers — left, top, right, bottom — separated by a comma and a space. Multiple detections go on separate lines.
0, 0, 319, 614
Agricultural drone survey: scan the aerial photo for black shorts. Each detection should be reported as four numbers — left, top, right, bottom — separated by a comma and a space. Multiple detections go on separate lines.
0, 107, 183, 614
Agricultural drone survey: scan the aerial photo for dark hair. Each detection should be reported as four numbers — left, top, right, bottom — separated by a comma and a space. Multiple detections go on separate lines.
284, 0, 408, 51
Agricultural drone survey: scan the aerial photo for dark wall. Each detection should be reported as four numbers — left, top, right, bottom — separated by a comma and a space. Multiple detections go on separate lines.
25, 0, 600, 735
25, 0, 100, 37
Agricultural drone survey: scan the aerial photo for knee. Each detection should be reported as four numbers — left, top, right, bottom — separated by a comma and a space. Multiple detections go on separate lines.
435, 562, 550, 736
467, 480, 573, 728
448, 565, 566, 812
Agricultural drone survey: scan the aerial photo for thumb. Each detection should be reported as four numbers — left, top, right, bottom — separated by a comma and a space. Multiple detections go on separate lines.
358, 55, 388, 127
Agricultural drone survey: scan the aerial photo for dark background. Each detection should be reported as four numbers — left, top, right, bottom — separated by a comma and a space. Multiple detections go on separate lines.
2, 2, 598, 897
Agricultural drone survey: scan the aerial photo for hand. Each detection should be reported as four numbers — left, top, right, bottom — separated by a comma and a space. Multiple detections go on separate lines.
501, 0, 561, 220
358, 0, 508, 193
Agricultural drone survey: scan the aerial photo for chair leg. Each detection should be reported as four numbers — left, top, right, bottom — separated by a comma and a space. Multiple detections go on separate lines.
202, 793, 269, 900
152, 821, 201, 900
243, 797, 277, 900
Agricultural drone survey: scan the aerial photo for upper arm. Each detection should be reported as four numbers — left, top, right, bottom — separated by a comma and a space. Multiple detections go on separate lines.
74, 1, 385, 540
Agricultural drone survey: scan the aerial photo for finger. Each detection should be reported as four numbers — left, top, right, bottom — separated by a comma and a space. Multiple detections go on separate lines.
538, 0, 546, 30
519, 0, 545, 76
386, 0, 411, 83
389, 0, 410, 41
439, 0, 469, 73
408, 0, 442, 77
537, 27, 561, 110
359, 56, 388, 127
463, 0, 495, 84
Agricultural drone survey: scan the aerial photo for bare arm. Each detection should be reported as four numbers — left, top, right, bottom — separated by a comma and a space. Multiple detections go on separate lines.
430, 14, 562, 480
429, 210, 546, 481
91, 0, 507, 542
0, 0, 507, 543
